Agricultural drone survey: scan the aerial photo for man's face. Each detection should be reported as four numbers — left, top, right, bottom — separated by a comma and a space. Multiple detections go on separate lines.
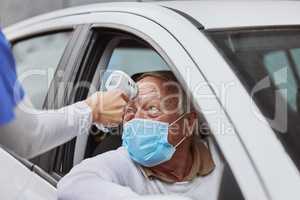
123, 75, 195, 146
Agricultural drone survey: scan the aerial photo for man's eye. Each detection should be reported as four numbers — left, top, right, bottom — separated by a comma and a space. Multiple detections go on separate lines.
148, 106, 160, 115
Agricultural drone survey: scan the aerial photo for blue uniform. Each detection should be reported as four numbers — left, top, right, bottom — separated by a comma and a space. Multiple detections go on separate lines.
0, 29, 24, 125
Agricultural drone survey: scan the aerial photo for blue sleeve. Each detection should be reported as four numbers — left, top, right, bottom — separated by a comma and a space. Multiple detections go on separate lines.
0, 29, 24, 126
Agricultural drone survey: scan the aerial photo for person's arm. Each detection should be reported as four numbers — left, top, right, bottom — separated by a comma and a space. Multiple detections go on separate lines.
0, 90, 128, 159
0, 29, 128, 158
57, 149, 140, 200
58, 173, 139, 200
57, 147, 192, 200
0, 96, 92, 159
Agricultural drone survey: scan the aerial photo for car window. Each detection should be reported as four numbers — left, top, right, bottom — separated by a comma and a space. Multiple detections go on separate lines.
99, 40, 170, 89
207, 28, 300, 172
53, 30, 245, 199
263, 50, 298, 111
107, 46, 169, 75
12, 32, 71, 109
87, 39, 170, 156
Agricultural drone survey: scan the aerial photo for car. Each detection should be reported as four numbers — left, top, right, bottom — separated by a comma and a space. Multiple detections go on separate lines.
3, 1, 300, 199
0, 146, 56, 200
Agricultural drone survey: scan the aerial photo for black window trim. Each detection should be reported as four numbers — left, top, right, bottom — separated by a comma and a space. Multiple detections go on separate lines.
26, 24, 93, 179
51, 27, 124, 176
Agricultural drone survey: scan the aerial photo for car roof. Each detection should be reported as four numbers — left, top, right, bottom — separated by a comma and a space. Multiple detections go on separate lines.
158, 1, 300, 29
4, 1, 300, 33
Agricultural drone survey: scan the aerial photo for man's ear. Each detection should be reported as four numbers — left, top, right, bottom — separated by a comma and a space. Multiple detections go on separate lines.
184, 111, 198, 137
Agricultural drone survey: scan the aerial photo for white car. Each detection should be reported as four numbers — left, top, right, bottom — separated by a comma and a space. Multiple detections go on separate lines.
0, 146, 56, 200
2, 1, 300, 199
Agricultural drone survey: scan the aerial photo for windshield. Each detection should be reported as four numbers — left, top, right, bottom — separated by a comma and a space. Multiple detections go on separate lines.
206, 27, 300, 171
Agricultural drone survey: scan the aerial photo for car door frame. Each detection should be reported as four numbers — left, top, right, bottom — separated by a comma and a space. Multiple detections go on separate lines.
164, 20, 300, 200
39, 10, 271, 199
88, 6, 300, 200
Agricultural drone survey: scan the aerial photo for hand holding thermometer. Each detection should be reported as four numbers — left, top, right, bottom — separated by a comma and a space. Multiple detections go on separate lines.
95, 71, 138, 132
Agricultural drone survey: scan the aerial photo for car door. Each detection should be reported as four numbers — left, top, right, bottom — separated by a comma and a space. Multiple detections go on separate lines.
0, 146, 56, 200
46, 8, 268, 199
130, 6, 300, 199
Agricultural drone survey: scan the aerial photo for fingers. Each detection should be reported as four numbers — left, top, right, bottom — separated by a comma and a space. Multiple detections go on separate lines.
114, 89, 129, 103
113, 90, 129, 109
90, 90, 130, 124
100, 108, 124, 126
120, 92, 129, 102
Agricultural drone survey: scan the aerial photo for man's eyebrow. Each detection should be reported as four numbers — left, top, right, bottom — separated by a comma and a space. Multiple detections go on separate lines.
135, 92, 161, 104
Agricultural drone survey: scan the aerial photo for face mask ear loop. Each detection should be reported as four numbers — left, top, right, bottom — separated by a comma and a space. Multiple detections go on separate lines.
169, 113, 186, 127
174, 136, 187, 149
169, 113, 187, 149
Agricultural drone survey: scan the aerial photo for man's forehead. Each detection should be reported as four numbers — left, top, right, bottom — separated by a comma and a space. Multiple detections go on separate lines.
138, 81, 161, 98
137, 76, 181, 95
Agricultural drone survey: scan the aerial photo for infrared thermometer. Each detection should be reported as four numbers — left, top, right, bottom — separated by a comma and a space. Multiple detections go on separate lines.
105, 70, 138, 100
95, 71, 138, 132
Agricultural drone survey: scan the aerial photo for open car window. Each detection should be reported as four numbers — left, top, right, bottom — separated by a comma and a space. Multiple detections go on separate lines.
86, 38, 170, 157
83, 30, 245, 199
52, 28, 245, 199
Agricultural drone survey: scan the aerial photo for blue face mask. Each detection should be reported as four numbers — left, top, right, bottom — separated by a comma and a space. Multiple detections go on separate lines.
122, 114, 186, 167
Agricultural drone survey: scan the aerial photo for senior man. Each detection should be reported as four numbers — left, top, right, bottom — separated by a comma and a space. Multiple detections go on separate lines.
58, 71, 224, 200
